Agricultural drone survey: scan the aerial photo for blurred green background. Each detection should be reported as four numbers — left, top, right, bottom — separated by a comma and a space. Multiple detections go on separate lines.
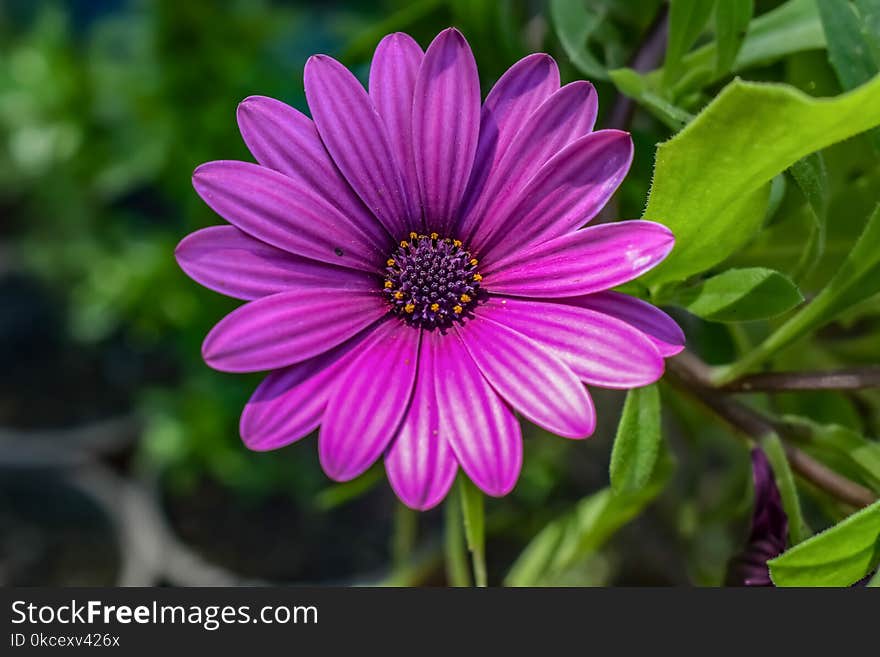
2, 0, 878, 586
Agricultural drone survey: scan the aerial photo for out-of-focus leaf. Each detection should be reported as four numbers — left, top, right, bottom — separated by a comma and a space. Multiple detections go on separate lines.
855, 0, 880, 63
506, 453, 672, 586
817, 0, 880, 150
314, 464, 384, 510
628, 0, 824, 100
789, 152, 830, 280
869, 569, 880, 587
719, 204, 880, 381
714, 0, 754, 75
762, 434, 811, 545
610, 384, 662, 494
768, 499, 880, 586
663, 0, 716, 87
669, 267, 803, 322
340, 0, 444, 62
783, 416, 880, 492
818, 0, 880, 88
608, 67, 694, 129
550, 0, 611, 80
641, 77, 880, 288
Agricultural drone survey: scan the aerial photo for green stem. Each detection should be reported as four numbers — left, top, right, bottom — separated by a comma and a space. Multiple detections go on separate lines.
391, 502, 417, 577
444, 491, 471, 587
458, 477, 488, 587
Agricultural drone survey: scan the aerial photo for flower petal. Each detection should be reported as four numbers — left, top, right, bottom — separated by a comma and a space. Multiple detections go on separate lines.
192, 161, 386, 272
456, 53, 560, 239
479, 297, 664, 388
457, 317, 595, 438
385, 330, 457, 510
413, 28, 481, 233
570, 291, 685, 357
236, 95, 387, 247
320, 320, 420, 481
240, 327, 376, 450
462, 81, 599, 252
483, 220, 674, 297
369, 32, 424, 221
304, 54, 412, 237
175, 226, 374, 301
202, 288, 388, 373
479, 130, 633, 263
434, 330, 522, 496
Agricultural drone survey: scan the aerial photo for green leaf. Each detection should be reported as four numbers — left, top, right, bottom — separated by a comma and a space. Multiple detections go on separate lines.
339, 0, 444, 61
718, 204, 880, 381
669, 267, 803, 322
610, 384, 662, 494
639, 0, 825, 99
817, 0, 880, 150
789, 152, 830, 280
818, 0, 880, 89
869, 569, 880, 587
641, 76, 880, 288
768, 499, 880, 586
506, 453, 672, 586
762, 434, 811, 545
782, 416, 880, 493
663, 0, 716, 87
855, 0, 880, 64
714, 0, 754, 75
608, 68, 694, 130
549, 0, 611, 80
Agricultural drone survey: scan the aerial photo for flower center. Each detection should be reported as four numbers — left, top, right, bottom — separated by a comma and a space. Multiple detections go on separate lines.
383, 232, 483, 329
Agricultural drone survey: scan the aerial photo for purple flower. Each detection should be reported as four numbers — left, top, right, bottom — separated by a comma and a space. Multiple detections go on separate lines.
176, 29, 684, 510
726, 448, 788, 586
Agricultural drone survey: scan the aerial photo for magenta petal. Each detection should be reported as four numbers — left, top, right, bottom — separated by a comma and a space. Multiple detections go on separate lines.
175, 226, 374, 301
202, 289, 388, 373
369, 33, 424, 222
572, 291, 685, 357
479, 297, 664, 388
319, 321, 420, 481
483, 220, 674, 297
434, 331, 522, 496
413, 28, 481, 233
463, 81, 599, 252
235, 96, 387, 247
385, 330, 457, 510
479, 130, 633, 263
304, 55, 412, 237
192, 161, 385, 272
457, 317, 595, 438
456, 53, 560, 240
240, 328, 375, 450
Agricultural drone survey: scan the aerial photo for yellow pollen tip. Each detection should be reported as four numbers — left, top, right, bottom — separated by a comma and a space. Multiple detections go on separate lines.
404, 303, 416, 314
460, 294, 471, 303
384, 281, 393, 289
400, 240, 409, 248
430, 303, 440, 312
430, 232, 439, 240
394, 291, 404, 300
453, 240, 462, 248
409, 231, 419, 239
386, 258, 395, 266
470, 258, 479, 266
472, 273, 483, 282
453, 305, 463, 314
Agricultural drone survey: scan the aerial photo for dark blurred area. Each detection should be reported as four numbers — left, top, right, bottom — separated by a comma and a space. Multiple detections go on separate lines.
1, 0, 748, 586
